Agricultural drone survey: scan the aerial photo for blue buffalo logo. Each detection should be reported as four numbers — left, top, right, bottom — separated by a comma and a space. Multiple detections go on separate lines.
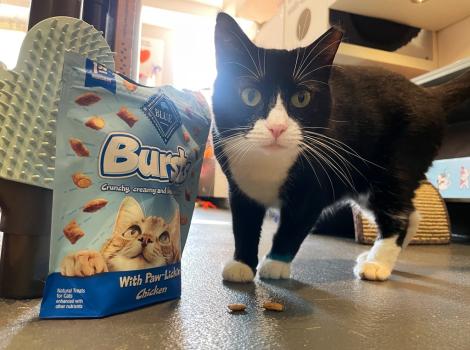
140, 93, 182, 144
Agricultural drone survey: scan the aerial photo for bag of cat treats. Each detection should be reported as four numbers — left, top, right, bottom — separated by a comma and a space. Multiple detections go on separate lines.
40, 53, 211, 318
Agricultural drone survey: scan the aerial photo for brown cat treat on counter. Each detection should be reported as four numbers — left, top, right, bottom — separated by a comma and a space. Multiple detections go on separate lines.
75, 92, 101, 106
262, 302, 284, 312
72, 172, 92, 188
85, 116, 105, 130
228, 303, 246, 312
117, 106, 139, 127
63, 219, 85, 244
83, 198, 108, 213
69, 138, 90, 157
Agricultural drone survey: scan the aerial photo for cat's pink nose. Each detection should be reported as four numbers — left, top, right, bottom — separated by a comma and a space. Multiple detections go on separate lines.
267, 124, 287, 139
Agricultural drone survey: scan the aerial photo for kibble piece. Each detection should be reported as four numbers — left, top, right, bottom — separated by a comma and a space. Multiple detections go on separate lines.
63, 219, 85, 244
116, 106, 139, 127
72, 172, 92, 188
83, 198, 108, 213
69, 138, 90, 157
85, 116, 105, 130
75, 92, 101, 106
262, 302, 284, 312
228, 303, 246, 312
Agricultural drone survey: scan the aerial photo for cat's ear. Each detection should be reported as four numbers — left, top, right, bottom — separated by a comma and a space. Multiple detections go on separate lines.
214, 12, 256, 71
113, 197, 145, 236
299, 26, 343, 80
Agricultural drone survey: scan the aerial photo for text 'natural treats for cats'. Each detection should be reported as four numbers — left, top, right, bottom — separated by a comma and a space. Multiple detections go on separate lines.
39, 53, 211, 319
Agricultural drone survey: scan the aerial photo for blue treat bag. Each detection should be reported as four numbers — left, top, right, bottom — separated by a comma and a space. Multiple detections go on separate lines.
40, 53, 211, 318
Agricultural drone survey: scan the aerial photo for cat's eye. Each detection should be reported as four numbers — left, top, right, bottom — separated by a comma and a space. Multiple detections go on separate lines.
241, 87, 262, 107
123, 225, 141, 237
159, 231, 170, 243
291, 90, 311, 108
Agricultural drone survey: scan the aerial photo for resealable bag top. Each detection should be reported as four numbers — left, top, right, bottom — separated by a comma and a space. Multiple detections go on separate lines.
40, 53, 211, 318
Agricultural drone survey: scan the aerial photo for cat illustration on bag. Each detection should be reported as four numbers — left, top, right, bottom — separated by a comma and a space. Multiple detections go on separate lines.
60, 196, 180, 277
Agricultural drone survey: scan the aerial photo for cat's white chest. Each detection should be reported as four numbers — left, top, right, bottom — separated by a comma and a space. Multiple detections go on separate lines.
227, 149, 298, 206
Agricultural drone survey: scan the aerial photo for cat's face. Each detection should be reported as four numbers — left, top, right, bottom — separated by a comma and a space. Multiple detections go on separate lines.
212, 13, 342, 159
109, 197, 180, 268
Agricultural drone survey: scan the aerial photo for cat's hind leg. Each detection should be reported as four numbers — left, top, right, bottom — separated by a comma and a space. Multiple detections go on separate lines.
354, 206, 420, 281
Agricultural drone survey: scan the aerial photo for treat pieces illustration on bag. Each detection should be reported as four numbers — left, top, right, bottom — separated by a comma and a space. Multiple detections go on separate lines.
60, 197, 181, 277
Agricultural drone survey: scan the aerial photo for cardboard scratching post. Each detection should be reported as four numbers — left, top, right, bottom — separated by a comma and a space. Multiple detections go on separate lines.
354, 181, 451, 244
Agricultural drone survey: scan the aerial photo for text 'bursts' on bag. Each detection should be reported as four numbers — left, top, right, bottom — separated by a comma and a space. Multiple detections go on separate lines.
40, 53, 211, 318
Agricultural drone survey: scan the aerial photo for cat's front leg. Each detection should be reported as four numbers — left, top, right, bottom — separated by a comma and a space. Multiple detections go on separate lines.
222, 188, 266, 283
60, 250, 108, 277
259, 204, 322, 280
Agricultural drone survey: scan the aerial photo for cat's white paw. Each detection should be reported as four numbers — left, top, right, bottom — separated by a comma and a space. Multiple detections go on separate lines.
354, 236, 401, 281
222, 260, 254, 283
258, 257, 291, 279
354, 260, 392, 281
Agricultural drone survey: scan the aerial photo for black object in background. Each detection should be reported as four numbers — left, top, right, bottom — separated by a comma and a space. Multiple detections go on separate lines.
28, 0, 82, 30
0, 178, 52, 298
82, 0, 117, 51
446, 202, 470, 241
329, 9, 421, 52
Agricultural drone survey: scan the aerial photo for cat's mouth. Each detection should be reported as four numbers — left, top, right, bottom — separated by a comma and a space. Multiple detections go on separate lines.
262, 143, 287, 150
130, 250, 150, 261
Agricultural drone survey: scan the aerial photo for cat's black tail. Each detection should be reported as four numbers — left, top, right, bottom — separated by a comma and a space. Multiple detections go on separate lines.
428, 71, 470, 123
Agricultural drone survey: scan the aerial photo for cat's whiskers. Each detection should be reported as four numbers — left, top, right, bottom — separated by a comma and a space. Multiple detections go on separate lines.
303, 134, 359, 174
301, 126, 331, 130
303, 133, 367, 188
213, 134, 245, 148
301, 138, 358, 193
297, 63, 344, 82
221, 136, 255, 169
303, 135, 359, 190
294, 31, 333, 81
214, 132, 248, 167
292, 47, 301, 80
297, 144, 322, 188
298, 141, 336, 198
295, 39, 342, 82
299, 80, 329, 88
224, 61, 260, 81
216, 135, 252, 169
230, 30, 263, 79
303, 130, 385, 169
304, 135, 356, 177
216, 126, 252, 137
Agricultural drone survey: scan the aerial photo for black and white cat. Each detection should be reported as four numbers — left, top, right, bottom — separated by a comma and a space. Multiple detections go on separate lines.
212, 13, 469, 283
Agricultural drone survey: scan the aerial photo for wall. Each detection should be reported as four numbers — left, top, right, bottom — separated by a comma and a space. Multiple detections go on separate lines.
255, 9, 284, 48
255, 0, 337, 50
437, 15, 470, 67
141, 23, 174, 85
284, 0, 335, 49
